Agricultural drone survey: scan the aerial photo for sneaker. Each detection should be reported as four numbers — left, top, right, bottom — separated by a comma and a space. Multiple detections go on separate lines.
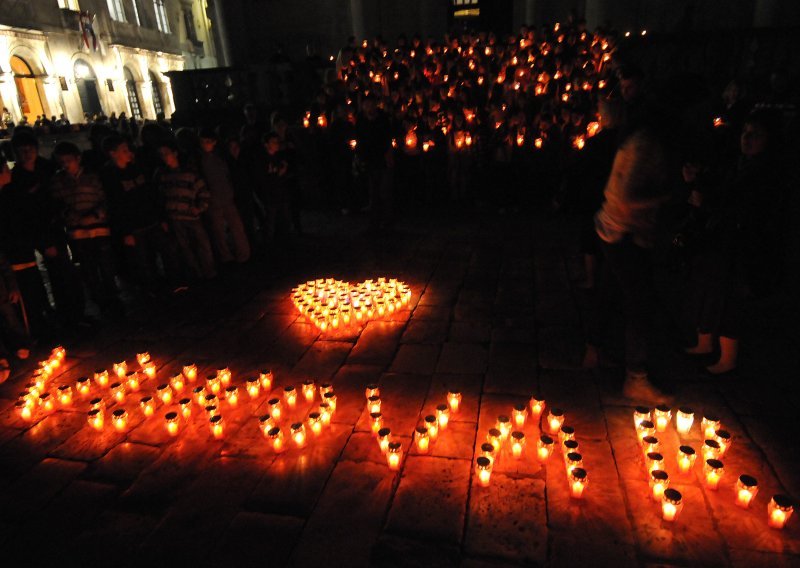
622, 371, 672, 405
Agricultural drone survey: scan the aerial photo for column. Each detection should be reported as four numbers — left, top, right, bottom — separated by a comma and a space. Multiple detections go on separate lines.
208, 0, 232, 66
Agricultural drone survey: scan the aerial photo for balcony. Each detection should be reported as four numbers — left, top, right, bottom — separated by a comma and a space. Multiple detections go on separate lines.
104, 18, 181, 55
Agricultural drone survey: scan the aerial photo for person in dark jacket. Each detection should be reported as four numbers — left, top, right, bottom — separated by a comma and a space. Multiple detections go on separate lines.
355, 95, 394, 231
255, 132, 293, 241
0, 249, 30, 383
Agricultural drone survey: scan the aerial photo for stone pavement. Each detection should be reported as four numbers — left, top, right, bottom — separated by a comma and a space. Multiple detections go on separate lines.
0, 210, 798, 568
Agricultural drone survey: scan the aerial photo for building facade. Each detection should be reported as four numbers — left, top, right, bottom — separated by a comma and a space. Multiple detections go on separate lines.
0, 0, 226, 124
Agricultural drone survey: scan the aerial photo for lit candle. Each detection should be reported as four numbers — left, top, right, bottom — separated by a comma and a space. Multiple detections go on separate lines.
302, 380, 316, 402
365, 384, 380, 400
436, 404, 450, 430
87, 408, 103, 430
387, 441, 403, 470
486, 428, 502, 452
90, 397, 105, 411
377, 428, 392, 453
179, 398, 192, 419
636, 420, 655, 444
653, 405, 671, 432
480, 442, 495, 464
156, 384, 173, 405
496, 415, 511, 440
94, 369, 110, 388
319, 383, 333, 397
268, 397, 282, 420
645, 452, 664, 475
662, 488, 683, 522
308, 412, 322, 436
142, 361, 156, 380
570, 467, 588, 499
650, 470, 670, 501
323, 392, 338, 413
529, 395, 545, 419
139, 396, 155, 418
677, 445, 696, 474
52, 345, 66, 361
714, 430, 732, 457
415, 426, 430, 454
113, 361, 127, 378
704, 459, 724, 490
76, 376, 91, 397
206, 374, 221, 395
537, 435, 555, 462
110, 382, 126, 403
702, 439, 721, 461
510, 431, 526, 459
565, 452, 583, 476
39, 393, 54, 413
642, 436, 660, 456
259, 414, 276, 436
217, 368, 232, 386
633, 406, 651, 429
268, 427, 285, 453
768, 495, 794, 529
182, 363, 198, 382
559, 425, 575, 444
259, 370, 273, 390
165, 411, 179, 436
126, 371, 141, 392
676, 407, 694, 435
136, 352, 151, 366
512, 404, 527, 429
57, 385, 73, 406
370, 412, 383, 435
367, 395, 381, 414
224, 385, 239, 406
562, 439, 579, 456
735, 475, 758, 509
209, 415, 224, 438
475, 456, 492, 487
204, 405, 218, 417
447, 390, 462, 413
284, 386, 298, 408
701, 415, 720, 440
425, 415, 439, 442
318, 402, 332, 426
112, 408, 128, 432
546, 408, 565, 435
170, 374, 185, 393
291, 422, 307, 448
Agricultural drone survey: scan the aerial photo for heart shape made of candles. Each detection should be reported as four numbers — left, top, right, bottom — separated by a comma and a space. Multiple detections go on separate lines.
292, 278, 411, 331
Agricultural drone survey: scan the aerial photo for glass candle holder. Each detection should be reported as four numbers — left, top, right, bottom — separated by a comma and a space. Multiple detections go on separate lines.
204, 405, 219, 418
308, 412, 322, 436
224, 386, 239, 406
136, 352, 151, 367
291, 422, 307, 448
268, 398, 282, 421
142, 362, 156, 380
367, 395, 381, 415
76, 376, 91, 397
447, 390, 462, 414
125, 371, 141, 393
157, 384, 173, 405
537, 435, 555, 462
735, 475, 758, 509
139, 396, 155, 418
650, 470, 670, 501
112, 408, 128, 432
302, 380, 315, 403
182, 363, 198, 382
436, 404, 450, 430
637, 420, 656, 444
475, 456, 493, 487
559, 425, 575, 444
246, 377, 260, 399
258, 370, 273, 390
206, 374, 221, 395
16, 401, 33, 421
768, 495, 794, 529
570, 467, 588, 499
645, 452, 664, 475
179, 398, 192, 419
318, 383, 333, 397
529, 395, 545, 418
217, 368, 232, 386
370, 412, 383, 435
701, 414, 721, 440
662, 488, 683, 522
283, 386, 298, 409
642, 436, 660, 456
565, 452, 583, 475
387, 441, 403, 470
110, 382, 126, 403
714, 430, 732, 457
113, 361, 127, 378
268, 427, 285, 453
702, 439, 721, 461
415, 426, 430, 454
170, 374, 185, 393
209, 415, 224, 438
676, 407, 694, 435
87, 408, 103, 430
377, 428, 391, 454
677, 445, 697, 474
365, 384, 380, 400
323, 392, 337, 412
633, 406, 651, 429
90, 397, 105, 411
192, 386, 206, 406
318, 402, 332, 426
486, 428, 502, 452
480, 442, 495, 464
424, 415, 439, 441
562, 439, 579, 456
39, 393, 54, 413
510, 431, 526, 459
94, 369, 110, 388
57, 385, 73, 406
52, 345, 66, 362
704, 459, 724, 490
259, 414, 276, 436
496, 415, 511, 440
512, 403, 527, 429
546, 408, 565, 435
654, 405, 671, 432
165, 411, 179, 436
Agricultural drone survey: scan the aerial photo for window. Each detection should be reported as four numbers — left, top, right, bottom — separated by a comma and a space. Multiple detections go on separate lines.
131, 0, 141, 25
154, 0, 170, 33
124, 68, 142, 119
107, 0, 126, 21
58, 0, 81, 10
183, 8, 197, 42
150, 71, 164, 116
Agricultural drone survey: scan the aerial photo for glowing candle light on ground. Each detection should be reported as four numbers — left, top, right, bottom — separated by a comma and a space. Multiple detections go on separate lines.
308, 412, 322, 436
475, 457, 492, 487
76, 377, 91, 397
136, 352, 150, 367
702, 415, 721, 440
676, 407, 694, 435
57, 385, 73, 406
377, 428, 391, 454
529, 395, 545, 418
447, 391, 462, 413
365, 384, 380, 400
318, 383, 333, 397
646, 452, 664, 475
179, 398, 191, 419
291, 423, 307, 448
16, 401, 33, 421
677, 445, 697, 474
284, 386, 298, 408
111, 382, 126, 403
367, 396, 381, 414
480, 442, 495, 464
139, 396, 155, 418
319, 402, 332, 426
496, 415, 511, 440
662, 489, 683, 522
182, 363, 197, 382
112, 409, 128, 432
425, 415, 439, 442
225, 386, 239, 406
387, 442, 403, 470
538, 435, 555, 462
654, 405, 671, 432
90, 397, 105, 411
210, 415, 224, 438
570, 468, 588, 499
113, 361, 127, 378
566, 452, 584, 476
52, 345, 66, 361
415, 427, 430, 454
217, 368, 232, 386
512, 404, 527, 429
562, 439, 579, 456
268, 398, 282, 420
165, 412, 179, 436
259, 370, 273, 390
269, 427, 285, 453
702, 439, 721, 461
204, 405, 218, 417
94, 369, 110, 388
637, 420, 655, 444
633, 406, 651, 429
323, 392, 337, 413
714, 430, 732, 457
126, 372, 141, 392
704, 459, 724, 490
170, 374, 185, 393
735, 475, 758, 509
370, 412, 383, 435
546, 408, 564, 435
768, 495, 794, 529
302, 380, 315, 402
436, 404, 450, 430
559, 425, 575, 444
157, 384, 173, 405
642, 436, 660, 456
206, 375, 221, 395
192, 386, 206, 406
142, 362, 156, 380
87, 408, 103, 430
246, 378, 260, 399
650, 470, 670, 501
511, 431, 526, 459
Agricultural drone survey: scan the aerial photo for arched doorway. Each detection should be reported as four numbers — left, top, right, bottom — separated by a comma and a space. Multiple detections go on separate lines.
74, 59, 103, 118
10, 55, 45, 122
149, 71, 164, 117
124, 67, 142, 119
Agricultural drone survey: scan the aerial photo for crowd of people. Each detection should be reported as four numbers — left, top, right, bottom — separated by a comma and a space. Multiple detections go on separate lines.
0, 18, 794, 403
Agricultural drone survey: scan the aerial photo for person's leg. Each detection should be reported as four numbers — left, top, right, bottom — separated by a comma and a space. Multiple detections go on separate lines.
187, 220, 217, 280
171, 221, 202, 280
0, 301, 30, 353
224, 204, 251, 263
13, 266, 50, 339
43, 245, 85, 324
207, 207, 234, 264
